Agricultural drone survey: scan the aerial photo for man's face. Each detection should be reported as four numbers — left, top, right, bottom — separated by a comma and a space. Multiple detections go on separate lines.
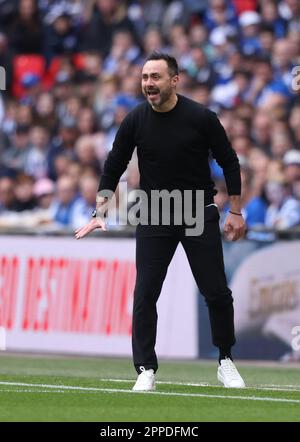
256, 62, 272, 83
141, 60, 178, 107
57, 178, 76, 205
265, 181, 285, 206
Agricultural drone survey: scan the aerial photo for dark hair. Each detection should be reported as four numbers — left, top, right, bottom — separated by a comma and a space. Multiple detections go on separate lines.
233, 69, 251, 80
144, 52, 179, 76
255, 55, 272, 66
259, 23, 275, 34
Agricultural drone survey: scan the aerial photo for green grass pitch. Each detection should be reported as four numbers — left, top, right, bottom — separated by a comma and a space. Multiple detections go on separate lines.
0, 354, 299, 422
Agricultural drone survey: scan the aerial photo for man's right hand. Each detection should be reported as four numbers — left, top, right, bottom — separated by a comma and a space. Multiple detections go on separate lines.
74, 217, 107, 239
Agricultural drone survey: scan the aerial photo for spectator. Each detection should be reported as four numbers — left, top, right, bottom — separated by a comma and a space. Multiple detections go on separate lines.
204, 0, 238, 32
231, 136, 252, 157
77, 107, 99, 136
258, 24, 275, 56
289, 104, 300, 148
283, 149, 300, 184
189, 23, 209, 49
61, 95, 82, 121
51, 175, 79, 226
186, 45, 217, 87
65, 160, 83, 186
14, 173, 36, 211
103, 29, 141, 75
292, 178, 300, 201
74, 135, 102, 175
260, 0, 287, 38
240, 163, 268, 227
212, 69, 251, 108
24, 125, 50, 179
34, 92, 57, 134
94, 74, 119, 130
9, 0, 43, 54
44, 3, 80, 61
272, 39, 295, 91
279, 0, 300, 33
47, 116, 78, 180
16, 103, 33, 127
143, 27, 164, 55
248, 147, 270, 194
239, 11, 261, 56
208, 27, 235, 84
20, 73, 42, 104
246, 56, 289, 108
0, 176, 19, 212
71, 175, 98, 229
265, 178, 300, 229
103, 93, 140, 151
2, 124, 30, 174
80, 0, 136, 57
120, 71, 143, 100
53, 69, 74, 104
81, 51, 103, 77
191, 83, 214, 108
0, 0, 18, 32
52, 153, 73, 181
73, 71, 98, 104
33, 177, 55, 210
251, 110, 272, 151
270, 126, 293, 159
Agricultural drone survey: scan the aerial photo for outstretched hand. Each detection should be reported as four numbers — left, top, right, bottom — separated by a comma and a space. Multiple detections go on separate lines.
223, 213, 246, 241
75, 217, 107, 239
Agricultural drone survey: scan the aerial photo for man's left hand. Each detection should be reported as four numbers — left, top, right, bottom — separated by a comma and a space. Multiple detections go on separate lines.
224, 213, 246, 241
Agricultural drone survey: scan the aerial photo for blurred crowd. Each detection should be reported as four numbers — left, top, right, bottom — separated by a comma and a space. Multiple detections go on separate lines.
0, 0, 300, 234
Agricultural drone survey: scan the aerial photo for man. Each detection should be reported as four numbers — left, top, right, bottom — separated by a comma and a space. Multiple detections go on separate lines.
75, 52, 246, 390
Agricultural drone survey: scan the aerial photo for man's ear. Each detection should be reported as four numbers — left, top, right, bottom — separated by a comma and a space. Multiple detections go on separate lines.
171, 75, 179, 86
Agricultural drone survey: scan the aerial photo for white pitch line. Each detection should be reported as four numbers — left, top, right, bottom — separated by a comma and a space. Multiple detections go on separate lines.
0, 382, 299, 404
100, 378, 212, 387
262, 384, 300, 389
0, 388, 124, 394
98, 378, 300, 392
0, 381, 105, 392
0, 389, 71, 393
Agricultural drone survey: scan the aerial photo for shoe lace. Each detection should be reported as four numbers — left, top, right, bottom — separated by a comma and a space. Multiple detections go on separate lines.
138, 366, 154, 379
135, 367, 153, 386
222, 359, 241, 380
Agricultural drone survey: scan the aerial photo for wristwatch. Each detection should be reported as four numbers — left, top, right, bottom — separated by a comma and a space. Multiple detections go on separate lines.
92, 209, 97, 218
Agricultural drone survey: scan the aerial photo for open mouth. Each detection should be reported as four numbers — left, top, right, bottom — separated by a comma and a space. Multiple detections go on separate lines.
146, 90, 160, 99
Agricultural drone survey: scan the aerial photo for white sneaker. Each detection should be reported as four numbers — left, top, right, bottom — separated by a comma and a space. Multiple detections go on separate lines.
217, 358, 246, 388
132, 366, 156, 392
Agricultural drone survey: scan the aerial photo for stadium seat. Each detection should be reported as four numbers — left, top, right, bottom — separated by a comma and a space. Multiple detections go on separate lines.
42, 54, 86, 89
12, 54, 45, 98
42, 56, 62, 89
72, 53, 86, 70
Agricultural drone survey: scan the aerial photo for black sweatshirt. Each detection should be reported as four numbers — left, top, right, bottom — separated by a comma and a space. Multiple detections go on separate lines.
98, 94, 241, 206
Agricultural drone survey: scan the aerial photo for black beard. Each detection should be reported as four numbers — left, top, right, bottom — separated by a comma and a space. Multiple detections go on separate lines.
143, 85, 173, 106
157, 86, 172, 105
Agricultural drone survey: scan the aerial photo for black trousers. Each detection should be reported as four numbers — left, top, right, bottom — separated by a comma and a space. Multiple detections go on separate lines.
132, 205, 236, 374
